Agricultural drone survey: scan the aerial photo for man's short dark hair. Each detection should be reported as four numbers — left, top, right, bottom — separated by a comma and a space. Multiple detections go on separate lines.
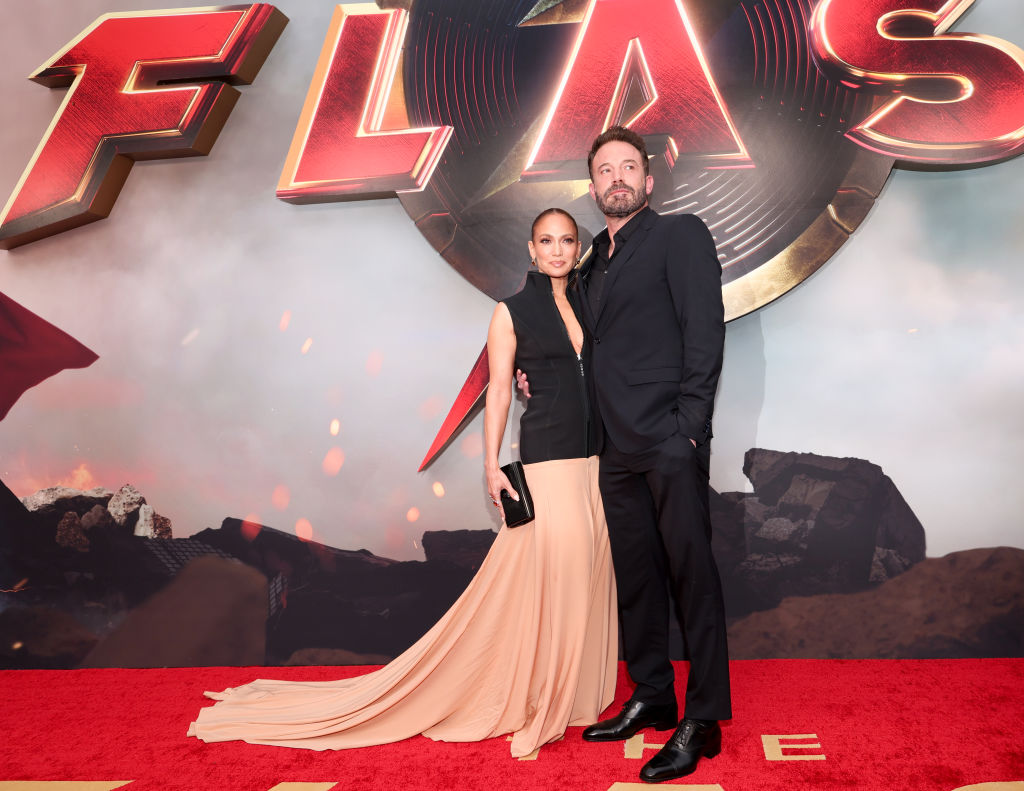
587, 126, 650, 178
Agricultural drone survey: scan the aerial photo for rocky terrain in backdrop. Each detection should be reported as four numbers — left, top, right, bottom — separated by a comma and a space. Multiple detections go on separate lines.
728, 546, 1024, 658
1, 449, 1018, 668
712, 448, 926, 617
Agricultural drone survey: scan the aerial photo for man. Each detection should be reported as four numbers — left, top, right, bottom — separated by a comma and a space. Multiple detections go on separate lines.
523, 126, 730, 782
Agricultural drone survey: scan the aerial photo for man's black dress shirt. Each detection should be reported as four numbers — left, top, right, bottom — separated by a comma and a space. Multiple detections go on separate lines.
586, 206, 653, 316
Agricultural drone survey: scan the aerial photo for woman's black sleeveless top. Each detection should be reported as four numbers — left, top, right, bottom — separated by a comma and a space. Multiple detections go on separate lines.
501, 271, 596, 464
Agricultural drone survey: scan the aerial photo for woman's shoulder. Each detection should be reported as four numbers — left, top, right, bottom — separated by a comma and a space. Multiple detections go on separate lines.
502, 274, 544, 310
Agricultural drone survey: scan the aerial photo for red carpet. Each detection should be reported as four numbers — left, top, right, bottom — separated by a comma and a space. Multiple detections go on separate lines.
1, 660, 1022, 791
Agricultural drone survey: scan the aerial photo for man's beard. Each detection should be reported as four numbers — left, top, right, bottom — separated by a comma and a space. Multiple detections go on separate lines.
596, 183, 646, 218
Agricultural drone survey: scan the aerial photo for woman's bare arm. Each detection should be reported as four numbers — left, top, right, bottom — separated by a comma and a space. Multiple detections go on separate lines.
483, 302, 519, 518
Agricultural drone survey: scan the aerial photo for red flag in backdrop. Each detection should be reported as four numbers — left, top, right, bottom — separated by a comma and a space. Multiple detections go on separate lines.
0, 291, 98, 420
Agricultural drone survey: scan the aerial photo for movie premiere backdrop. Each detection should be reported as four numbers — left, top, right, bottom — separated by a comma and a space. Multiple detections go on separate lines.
1, 0, 1022, 668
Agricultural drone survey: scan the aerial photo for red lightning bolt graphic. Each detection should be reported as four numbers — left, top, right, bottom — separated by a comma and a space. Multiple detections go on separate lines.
0, 291, 98, 421
418, 346, 490, 471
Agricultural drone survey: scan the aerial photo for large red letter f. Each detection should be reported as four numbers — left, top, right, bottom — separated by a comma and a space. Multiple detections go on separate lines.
0, 4, 286, 250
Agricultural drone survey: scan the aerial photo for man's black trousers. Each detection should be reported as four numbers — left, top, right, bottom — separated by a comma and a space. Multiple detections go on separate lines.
598, 430, 732, 721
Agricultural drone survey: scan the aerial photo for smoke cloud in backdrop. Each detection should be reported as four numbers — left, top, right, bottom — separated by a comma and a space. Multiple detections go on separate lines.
1, 0, 1021, 559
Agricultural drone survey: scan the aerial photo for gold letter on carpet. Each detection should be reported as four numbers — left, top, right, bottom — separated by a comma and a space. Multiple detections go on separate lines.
623, 732, 667, 759
266, 785, 340, 791
951, 784, 1024, 791
0, 785, 134, 790
762, 733, 826, 761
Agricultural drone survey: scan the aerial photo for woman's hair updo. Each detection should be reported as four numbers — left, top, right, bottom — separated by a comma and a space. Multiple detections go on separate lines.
531, 207, 578, 239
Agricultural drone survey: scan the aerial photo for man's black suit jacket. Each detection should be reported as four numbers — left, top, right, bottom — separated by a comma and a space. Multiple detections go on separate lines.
575, 208, 725, 456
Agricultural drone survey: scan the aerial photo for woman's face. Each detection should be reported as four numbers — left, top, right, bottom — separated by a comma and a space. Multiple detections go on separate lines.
528, 214, 580, 279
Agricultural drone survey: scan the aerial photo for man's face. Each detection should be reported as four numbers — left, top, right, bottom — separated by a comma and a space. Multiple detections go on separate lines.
588, 140, 654, 219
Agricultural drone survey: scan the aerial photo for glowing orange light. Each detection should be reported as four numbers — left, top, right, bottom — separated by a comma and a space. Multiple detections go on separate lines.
240, 513, 262, 541
329, 418, 341, 436
279, 310, 291, 331
65, 462, 95, 490
271, 485, 290, 510
295, 517, 313, 541
322, 446, 345, 475
406, 507, 420, 522
418, 395, 443, 420
11, 642, 23, 651
366, 349, 383, 376
432, 481, 445, 498
301, 337, 313, 354
460, 433, 484, 459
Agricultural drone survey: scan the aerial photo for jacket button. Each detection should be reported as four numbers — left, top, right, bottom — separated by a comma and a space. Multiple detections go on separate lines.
594, 337, 601, 344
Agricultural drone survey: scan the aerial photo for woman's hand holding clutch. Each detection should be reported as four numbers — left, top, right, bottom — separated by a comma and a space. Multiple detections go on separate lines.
485, 464, 519, 522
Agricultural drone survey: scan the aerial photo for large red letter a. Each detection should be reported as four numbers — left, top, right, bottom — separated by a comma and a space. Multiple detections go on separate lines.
524, 0, 750, 179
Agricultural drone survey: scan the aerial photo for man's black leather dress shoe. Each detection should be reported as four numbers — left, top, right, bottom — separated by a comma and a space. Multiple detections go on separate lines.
582, 699, 678, 742
639, 718, 721, 783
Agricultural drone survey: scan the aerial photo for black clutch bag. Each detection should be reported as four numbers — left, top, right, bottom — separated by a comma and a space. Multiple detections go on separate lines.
500, 461, 535, 528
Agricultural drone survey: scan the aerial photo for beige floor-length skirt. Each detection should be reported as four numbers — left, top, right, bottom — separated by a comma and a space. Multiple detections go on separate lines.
187, 455, 617, 758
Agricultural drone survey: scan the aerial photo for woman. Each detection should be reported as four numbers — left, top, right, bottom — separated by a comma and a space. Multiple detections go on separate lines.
187, 209, 616, 758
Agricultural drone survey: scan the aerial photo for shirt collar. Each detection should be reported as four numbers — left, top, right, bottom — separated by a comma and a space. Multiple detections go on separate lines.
593, 205, 653, 254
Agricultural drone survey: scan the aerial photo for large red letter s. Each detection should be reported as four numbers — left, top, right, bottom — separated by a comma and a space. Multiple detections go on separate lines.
0, 4, 287, 250
810, 0, 1024, 164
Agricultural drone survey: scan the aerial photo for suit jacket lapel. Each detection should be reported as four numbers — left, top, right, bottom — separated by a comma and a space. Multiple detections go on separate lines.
574, 246, 598, 332
594, 209, 657, 325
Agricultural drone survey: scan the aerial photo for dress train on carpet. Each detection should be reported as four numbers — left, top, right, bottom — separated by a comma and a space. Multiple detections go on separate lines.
187, 456, 617, 757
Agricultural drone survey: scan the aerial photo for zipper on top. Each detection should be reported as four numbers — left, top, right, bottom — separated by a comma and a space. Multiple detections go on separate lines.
550, 288, 591, 457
